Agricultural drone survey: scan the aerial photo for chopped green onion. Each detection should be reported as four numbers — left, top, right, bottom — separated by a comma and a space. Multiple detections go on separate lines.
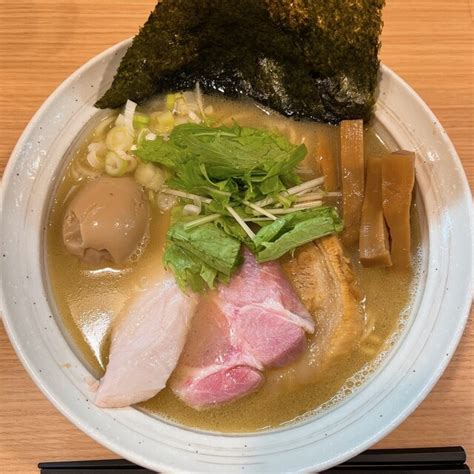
134, 162, 165, 191
136, 127, 152, 145
165, 94, 176, 112
151, 110, 175, 135
105, 151, 128, 176
106, 126, 134, 152
133, 113, 151, 129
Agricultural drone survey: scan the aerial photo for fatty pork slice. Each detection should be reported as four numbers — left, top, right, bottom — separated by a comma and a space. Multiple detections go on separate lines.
171, 248, 314, 409
171, 295, 263, 409
95, 275, 199, 408
268, 235, 365, 392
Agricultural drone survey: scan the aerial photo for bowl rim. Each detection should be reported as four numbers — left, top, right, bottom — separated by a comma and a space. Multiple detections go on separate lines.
1, 38, 473, 472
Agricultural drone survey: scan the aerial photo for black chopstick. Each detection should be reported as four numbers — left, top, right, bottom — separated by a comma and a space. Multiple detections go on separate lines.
331, 446, 467, 466
38, 446, 470, 473
38, 458, 154, 473
323, 447, 469, 473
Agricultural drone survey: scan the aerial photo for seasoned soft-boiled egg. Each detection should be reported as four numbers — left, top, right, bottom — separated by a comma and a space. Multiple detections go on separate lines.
62, 176, 149, 264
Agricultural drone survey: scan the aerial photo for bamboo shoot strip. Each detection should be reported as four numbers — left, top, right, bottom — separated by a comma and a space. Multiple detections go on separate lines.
316, 133, 338, 191
382, 150, 415, 268
359, 156, 392, 267
340, 119, 365, 247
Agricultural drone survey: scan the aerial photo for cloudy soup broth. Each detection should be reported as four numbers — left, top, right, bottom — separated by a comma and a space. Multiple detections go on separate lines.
47, 94, 421, 432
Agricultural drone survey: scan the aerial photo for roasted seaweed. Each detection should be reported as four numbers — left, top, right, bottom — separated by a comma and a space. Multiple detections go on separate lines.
96, 0, 384, 123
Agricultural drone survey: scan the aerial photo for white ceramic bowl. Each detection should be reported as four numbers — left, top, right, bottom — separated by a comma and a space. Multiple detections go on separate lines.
1, 39, 472, 472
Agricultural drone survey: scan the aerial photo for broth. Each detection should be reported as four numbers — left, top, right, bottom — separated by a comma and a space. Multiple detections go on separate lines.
47, 95, 420, 432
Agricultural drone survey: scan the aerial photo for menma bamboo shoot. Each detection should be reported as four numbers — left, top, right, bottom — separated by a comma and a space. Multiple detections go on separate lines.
359, 155, 392, 267
340, 119, 364, 247
382, 150, 415, 268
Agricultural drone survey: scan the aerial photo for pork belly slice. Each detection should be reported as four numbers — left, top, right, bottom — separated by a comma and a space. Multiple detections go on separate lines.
171, 249, 314, 409
95, 275, 199, 408
266, 235, 365, 392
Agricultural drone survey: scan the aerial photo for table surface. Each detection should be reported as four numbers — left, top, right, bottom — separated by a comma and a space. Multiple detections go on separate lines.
1, 0, 472, 472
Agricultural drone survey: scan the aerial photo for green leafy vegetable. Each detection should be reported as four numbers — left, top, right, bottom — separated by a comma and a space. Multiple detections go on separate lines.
215, 216, 256, 250
167, 221, 242, 284
134, 122, 305, 200
255, 207, 343, 262
163, 244, 217, 292
96, 0, 384, 123
141, 122, 344, 290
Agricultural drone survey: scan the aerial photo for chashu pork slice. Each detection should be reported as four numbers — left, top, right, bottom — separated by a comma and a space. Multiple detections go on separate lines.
272, 235, 365, 390
170, 295, 264, 409
171, 248, 314, 409
95, 275, 199, 408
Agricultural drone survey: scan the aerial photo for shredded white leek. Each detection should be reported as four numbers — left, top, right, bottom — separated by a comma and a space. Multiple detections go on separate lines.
288, 177, 325, 195
195, 82, 206, 120
264, 201, 323, 214
183, 213, 220, 229
243, 217, 272, 222
243, 200, 277, 220
293, 200, 324, 209
161, 187, 212, 204
254, 176, 326, 208
226, 206, 255, 239
123, 100, 137, 133
295, 192, 325, 203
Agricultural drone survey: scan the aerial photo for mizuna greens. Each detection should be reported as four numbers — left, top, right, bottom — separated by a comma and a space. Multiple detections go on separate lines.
254, 207, 343, 262
134, 122, 306, 204
134, 122, 343, 291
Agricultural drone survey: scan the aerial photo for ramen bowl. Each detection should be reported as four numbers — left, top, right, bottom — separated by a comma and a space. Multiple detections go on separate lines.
1, 39, 472, 472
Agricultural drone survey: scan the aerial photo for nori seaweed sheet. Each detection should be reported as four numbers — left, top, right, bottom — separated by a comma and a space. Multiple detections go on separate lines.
96, 0, 384, 123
